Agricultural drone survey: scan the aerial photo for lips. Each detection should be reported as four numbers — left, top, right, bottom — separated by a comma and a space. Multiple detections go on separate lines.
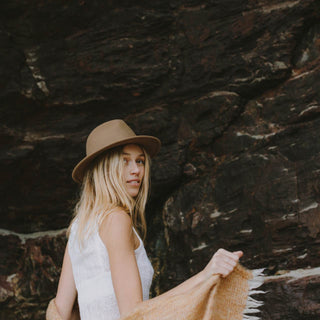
127, 179, 140, 186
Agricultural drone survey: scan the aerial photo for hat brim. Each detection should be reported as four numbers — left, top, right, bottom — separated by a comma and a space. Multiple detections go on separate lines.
72, 135, 161, 184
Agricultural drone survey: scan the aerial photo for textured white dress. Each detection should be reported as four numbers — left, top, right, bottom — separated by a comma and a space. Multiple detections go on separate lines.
68, 219, 154, 320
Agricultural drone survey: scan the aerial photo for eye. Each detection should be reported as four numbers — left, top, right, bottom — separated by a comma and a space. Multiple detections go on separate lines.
136, 159, 145, 165
123, 158, 128, 164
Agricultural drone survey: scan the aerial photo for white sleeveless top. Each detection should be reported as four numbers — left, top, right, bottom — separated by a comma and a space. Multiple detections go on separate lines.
68, 219, 154, 320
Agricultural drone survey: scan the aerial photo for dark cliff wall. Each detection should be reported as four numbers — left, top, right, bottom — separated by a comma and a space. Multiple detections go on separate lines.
1, 1, 320, 319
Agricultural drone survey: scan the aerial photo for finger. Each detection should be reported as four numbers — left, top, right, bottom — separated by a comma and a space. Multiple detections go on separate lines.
233, 251, 243, 258
218, 262, 235, 277
217, 259, 236, 272
222, 261, 236, 272
218, 255, 238, 268
218, 252, 241, 265
216, 248, 241, 261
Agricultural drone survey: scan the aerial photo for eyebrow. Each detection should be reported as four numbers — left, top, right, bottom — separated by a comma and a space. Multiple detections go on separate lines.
122, 152, 145, 157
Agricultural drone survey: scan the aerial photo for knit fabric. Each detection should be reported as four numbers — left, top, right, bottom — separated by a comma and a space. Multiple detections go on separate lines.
46, 264, 263, 320
67, 219, 154, 320
119, 264, 263, 320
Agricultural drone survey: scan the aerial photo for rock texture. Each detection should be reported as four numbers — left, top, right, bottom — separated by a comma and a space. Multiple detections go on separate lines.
0, 0, 319, 319
261, 268, 320, 320
0, 230, 66, 319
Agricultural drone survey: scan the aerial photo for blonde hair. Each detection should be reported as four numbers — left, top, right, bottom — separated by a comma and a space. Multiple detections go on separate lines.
68, 144, 151, 245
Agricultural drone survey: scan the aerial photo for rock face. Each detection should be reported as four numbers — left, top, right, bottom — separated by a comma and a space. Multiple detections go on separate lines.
0, 230, 67, 319
1, 0, 320, 319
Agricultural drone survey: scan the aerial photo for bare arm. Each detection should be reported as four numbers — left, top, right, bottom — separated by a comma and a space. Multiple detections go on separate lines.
159, 248, 243, 298
100, 209, 242, 316
55, 243, 79, 320
100, 209, 143, 317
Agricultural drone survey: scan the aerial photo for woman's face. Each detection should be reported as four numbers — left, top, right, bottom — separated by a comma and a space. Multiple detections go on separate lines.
122, 144, 145, 197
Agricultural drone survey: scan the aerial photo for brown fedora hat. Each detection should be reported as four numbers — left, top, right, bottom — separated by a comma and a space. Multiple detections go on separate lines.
72, 119, 161, 183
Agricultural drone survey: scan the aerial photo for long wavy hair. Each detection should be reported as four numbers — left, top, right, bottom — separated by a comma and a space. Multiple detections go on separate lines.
68, 144, 151, 245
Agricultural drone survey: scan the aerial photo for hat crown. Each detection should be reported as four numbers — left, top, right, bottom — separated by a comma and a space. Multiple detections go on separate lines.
86, 119, 136, 156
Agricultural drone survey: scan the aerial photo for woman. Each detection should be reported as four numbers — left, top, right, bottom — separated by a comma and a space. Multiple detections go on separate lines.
53, 119, 242, 320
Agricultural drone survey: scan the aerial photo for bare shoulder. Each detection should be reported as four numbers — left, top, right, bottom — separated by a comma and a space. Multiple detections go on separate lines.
100, 208, 132, 233
99, 208, 134, 250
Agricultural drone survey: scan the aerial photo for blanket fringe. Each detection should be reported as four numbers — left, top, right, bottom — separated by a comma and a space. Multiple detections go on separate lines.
243, 268, 265, 320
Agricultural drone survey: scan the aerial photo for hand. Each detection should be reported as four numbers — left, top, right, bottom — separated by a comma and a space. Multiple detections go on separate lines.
203, 248, 243, 279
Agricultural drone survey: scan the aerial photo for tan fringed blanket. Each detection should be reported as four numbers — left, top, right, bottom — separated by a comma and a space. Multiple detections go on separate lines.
46, 264, 264, 320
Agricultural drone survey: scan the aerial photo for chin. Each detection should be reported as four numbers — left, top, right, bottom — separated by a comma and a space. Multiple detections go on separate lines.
127, 190, 139, 198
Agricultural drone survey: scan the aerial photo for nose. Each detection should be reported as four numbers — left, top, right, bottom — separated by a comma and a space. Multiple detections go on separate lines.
130, 161, 140, 174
